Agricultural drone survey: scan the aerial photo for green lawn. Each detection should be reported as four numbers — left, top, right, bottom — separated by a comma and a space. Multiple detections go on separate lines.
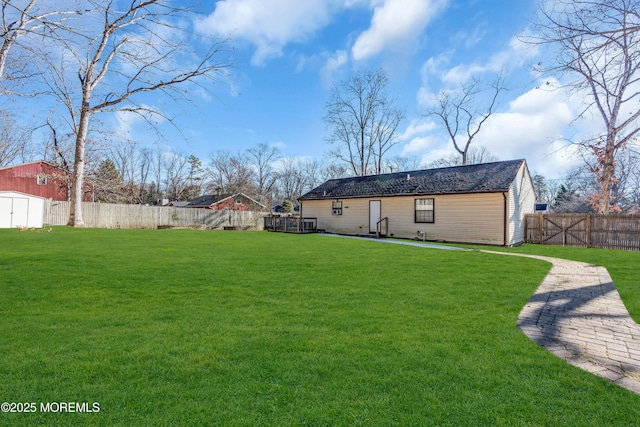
0, 228, 639, 426
455, 242, 640, 323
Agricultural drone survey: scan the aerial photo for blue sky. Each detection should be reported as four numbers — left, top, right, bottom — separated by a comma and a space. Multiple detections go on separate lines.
108, 0, 593, 178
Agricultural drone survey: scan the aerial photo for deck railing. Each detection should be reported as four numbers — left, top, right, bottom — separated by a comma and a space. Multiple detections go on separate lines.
264, 216, 317, 233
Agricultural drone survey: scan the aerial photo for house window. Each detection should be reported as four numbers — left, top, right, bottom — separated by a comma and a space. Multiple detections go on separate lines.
415, 198, 434, 223
332, 200, 342, 215
235, 198, 242, 204
37, 175, 47, 185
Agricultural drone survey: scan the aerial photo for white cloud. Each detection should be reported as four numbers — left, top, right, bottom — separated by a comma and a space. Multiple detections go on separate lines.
195, 0, 341, 66
474, 80, 580, 178
399, 118, 438, 141
441, 35, 538, 86
420, 32, 540, 91
320, 50, 349, 84
401, 135, 443, 155
405, 77, 585, 178
351, 0, 448, 61
271, 141, 287, 150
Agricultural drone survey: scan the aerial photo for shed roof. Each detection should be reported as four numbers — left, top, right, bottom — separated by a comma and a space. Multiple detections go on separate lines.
299, 159, 526, 200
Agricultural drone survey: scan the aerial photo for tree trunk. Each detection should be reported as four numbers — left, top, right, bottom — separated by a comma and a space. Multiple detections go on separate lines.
597, 142, 616, 215
67, 106, 91, 227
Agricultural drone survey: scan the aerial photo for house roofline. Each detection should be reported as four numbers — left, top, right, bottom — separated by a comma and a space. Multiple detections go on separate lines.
0, 160, 67, 172
299, 189, 510, 201
188, 192, 267, 208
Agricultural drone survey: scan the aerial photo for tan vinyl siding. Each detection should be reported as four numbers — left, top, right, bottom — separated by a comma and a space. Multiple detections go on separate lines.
506, 163, 537, 245
302, 198, 372, 235
302, 192, 506, 245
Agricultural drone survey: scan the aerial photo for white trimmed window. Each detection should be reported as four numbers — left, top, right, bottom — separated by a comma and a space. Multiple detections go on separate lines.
37, 175, 47, 185
332, 200, 342, 215
415, 198, 434, 223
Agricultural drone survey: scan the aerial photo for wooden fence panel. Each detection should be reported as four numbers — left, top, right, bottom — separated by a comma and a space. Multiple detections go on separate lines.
43, 200, 265, 230
525, 213, 640, 251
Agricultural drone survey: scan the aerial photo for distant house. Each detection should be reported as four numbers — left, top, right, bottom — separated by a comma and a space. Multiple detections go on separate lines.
535, 203, 549, 213
272, 203, 300, 214
298, 159, 536, 246
167, 201, 189, 207
184, 193, 266, 211
0, 161, 71, 201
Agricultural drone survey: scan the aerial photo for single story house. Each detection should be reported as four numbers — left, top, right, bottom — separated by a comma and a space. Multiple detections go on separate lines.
0, 191, 45, 228
298, 159, 536, 246
167, 201, 190, 207
184, 193, 266, 211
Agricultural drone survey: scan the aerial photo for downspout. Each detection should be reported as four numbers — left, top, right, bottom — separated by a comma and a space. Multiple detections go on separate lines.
502, 192, 508, 246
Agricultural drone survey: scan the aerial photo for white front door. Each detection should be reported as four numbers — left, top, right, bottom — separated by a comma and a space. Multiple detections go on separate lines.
369, 200, 381, 233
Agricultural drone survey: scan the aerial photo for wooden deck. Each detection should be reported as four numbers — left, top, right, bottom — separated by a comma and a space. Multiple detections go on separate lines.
264, 216, 317, 234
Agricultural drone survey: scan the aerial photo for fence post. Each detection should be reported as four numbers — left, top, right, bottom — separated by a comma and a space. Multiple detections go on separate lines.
538, 213, 543, 244
587, 214, 592, 248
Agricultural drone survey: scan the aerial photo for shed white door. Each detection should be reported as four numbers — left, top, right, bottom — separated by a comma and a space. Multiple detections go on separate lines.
0, 196, 28, 228
369, 200, 381, 233
0, 197, 12, 228
12, 198, 28, 227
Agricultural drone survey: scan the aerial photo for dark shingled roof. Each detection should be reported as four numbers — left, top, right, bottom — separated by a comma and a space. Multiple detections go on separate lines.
187, 194, 233, 207
299, 159, 526, 200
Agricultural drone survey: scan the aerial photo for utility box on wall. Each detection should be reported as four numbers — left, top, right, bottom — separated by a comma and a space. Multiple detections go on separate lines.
0, 191, 45, 228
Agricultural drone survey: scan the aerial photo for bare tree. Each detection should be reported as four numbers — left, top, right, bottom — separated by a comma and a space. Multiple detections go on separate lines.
0, 1, 83, 90
302, 159, 324, 192
163, 153, 189, 201
427, 75, 506, 166
427, 146, 498, 168
550, 166, 598, 213
382, 155, 425, 173
276, 157, 306, 202
246, 142, 279, 203
606, 145, 640, 212
207, 150, 255, 195
324, 67, 405, 176
35, 1, 233, 226
534, 0, 640, 214
106, 140, 155, 204
322, 162, 350, 180
0, 110, 31, 165
0, 0, 37, 82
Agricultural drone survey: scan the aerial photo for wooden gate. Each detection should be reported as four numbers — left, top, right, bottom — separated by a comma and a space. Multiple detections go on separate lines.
525, 213, 640, 251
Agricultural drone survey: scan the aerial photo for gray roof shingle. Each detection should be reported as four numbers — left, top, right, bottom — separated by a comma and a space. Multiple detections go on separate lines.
187, 194, 233, 207
299, 159, 526, 200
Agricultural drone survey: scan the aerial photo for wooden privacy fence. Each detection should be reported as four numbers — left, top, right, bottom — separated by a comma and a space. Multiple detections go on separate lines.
44, 200, 265, 230
525, 213, 640, 251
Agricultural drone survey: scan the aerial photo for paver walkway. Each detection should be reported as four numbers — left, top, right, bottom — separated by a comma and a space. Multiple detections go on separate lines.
320, 235, 640, 394
495, 252, 640, 395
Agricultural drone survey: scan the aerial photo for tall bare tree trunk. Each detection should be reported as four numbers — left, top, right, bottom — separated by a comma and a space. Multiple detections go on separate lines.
68, 104, 90, 227
598, 142, 616, 214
